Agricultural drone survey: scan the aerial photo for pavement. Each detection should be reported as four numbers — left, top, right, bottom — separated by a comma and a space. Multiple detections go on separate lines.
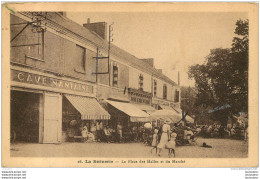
10, 138, 248, 158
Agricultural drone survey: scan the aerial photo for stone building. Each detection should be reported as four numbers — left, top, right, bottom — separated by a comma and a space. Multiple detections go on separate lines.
10, 12, 180, 144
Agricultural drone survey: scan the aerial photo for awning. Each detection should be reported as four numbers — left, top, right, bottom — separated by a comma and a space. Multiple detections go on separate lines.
148, 109, 182, 123
106, 100, 149, 122
159, 105, 183, 115
64, 95, 110, 120
171, 107, 182, 114
134, 104, 156, 114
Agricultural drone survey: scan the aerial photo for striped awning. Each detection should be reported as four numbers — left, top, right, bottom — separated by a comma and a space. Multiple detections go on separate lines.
65, 95, 110, 120
106, 100, 149, 122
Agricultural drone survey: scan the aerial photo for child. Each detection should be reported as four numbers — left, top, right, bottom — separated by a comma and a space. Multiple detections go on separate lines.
151, 129, 158, 154
165, 132, 177, 158
81, 126, 88, 142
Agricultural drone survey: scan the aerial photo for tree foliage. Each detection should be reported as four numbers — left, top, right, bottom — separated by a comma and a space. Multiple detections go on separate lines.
188, 19, 248, 120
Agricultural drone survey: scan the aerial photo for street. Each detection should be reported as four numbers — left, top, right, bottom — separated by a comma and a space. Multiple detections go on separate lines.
11, 138, 248, 158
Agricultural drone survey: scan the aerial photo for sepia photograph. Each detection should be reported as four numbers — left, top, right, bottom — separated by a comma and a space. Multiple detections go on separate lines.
2, 2, 258, 167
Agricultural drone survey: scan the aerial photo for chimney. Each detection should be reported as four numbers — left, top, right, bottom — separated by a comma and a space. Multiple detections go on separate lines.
83, 19, 107, 40
141, 58, 154, 67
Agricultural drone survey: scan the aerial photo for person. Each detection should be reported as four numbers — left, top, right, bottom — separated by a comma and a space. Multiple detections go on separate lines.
143, 122, 152, 145
117, 122, 123, 142
207, 125, 213, 137
103, 125, 112, 143
231, 127, 236, 136
137, 126, 144, 142
81, 126, 88, 142
90, 122, 97, 139
157, 119, 171, 157
165, 132, 177, 157
96, 121, 101, 142
157, 123, 163, 143
87, 132, 95, 142
186, 127, 194, 144
132, 126, 138, 142
151, 129, 159, 154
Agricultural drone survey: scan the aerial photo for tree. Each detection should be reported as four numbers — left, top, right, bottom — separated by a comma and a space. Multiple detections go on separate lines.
188, 19, 248, 124
180, 86, 197, 115
230, 19, 249, 112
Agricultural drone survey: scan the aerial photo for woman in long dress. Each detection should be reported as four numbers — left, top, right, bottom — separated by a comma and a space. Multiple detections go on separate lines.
157, 119, 171, 157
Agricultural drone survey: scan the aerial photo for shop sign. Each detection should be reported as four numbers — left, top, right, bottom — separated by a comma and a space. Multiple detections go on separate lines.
11, 70, 93, 94
208, 104, 231, 113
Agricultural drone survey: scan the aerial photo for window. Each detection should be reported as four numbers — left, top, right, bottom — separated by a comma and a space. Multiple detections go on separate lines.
112, 64, 118, 87
153, 80, 157, 96
75, 45, 86, 73
174, 90, 180, 102
163, 84, 167, 99
138, 74, 144, 91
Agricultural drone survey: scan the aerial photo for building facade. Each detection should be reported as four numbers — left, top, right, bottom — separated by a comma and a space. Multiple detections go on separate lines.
10, 12, 110, 144
10, 12, 181, 144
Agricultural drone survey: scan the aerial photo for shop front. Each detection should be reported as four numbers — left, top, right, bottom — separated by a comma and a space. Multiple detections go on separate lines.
62, 94, 110, 142
150, 98, 182, 126
104, 99, 150, 142
127, 88, 155, 114
10, 66, 109, 144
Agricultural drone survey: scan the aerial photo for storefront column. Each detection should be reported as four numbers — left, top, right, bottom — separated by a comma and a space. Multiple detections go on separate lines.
43, 92, 62, 143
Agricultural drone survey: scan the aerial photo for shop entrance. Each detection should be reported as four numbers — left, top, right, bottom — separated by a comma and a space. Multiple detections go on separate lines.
11, 90, 41, 143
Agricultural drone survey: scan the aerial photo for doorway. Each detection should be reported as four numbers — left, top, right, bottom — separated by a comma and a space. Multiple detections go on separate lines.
11, 90, 41, 143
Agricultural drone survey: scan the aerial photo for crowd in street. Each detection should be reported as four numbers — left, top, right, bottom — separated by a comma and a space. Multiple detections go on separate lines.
199, 123, 248, 140
65, 115, 248, 158
66, 119, 201, 157
66, 120, 198, 143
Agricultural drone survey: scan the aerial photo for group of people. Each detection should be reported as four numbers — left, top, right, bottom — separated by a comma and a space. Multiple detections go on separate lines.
150, 119, 177, 157
67, 120, 125, 143
143, 120, 198, 157
67, 119, 198, 158
199, 122, 248, 140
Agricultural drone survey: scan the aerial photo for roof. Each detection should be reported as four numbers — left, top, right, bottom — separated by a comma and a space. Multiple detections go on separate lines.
20, 12, 177, 86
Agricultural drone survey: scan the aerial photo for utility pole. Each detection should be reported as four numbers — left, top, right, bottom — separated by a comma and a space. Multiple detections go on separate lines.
108, 22, 114, 86
92, 22, 114, 87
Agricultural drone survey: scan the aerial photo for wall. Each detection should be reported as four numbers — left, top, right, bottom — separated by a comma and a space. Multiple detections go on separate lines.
166, 84, 172, 101
96, 85, 128, 101
10, 14, 96, 83
153, 76, 180, 103
129, 67, 152, 93
97, 59, 129, 89
153, 77, 163, 99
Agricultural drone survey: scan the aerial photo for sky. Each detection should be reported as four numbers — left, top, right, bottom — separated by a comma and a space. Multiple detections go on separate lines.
66, 12, 247, 87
